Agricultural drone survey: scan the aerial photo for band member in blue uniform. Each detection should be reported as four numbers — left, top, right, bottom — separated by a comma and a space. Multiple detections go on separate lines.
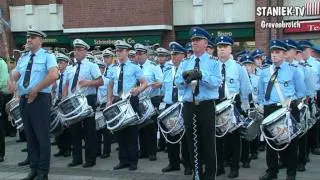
108, 40, 147, 171
215, 36, 251, 179
161, 42, 192, 175
8, 30, 59, 180
258, 40, 306, 180
175, 27, 221, 180
66, 39, 103, 168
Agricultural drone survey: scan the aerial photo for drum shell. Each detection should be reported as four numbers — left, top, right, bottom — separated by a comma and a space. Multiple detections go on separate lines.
157, 103, 184, 136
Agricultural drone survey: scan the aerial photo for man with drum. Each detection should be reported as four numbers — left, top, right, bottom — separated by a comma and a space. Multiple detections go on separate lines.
156, 47, 170, 152
299, 40, 320, 156
107, 40, 147, 171
53, 53, 72, 158
8, 30, 58, 180
284, 39, 316, 172
258, 40, 306, 180
175, 27, 221, 180
102, 48, 115, 78
215, 36, 251, 178
160, 42, 192, 175
134, 43, 163, 161
95, 59, 112, 159
66, 39, 103, 168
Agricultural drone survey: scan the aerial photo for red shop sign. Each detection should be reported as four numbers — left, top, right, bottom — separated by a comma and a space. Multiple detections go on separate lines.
284, 20, 320, 33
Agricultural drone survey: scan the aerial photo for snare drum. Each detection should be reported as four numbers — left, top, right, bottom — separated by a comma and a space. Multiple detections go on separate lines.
103, 97, 139, 132
9, 103, 23, 130
57, 94, 93, 126
134, 96, 156, 126
49, 107, 65, 136
215, 99, 242, 137
158, 102, 184, 137
261, 108, 301, 150
240, 108, 263, 141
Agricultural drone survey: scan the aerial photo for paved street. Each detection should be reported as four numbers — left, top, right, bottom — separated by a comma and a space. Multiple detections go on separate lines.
0, 137, 320, 180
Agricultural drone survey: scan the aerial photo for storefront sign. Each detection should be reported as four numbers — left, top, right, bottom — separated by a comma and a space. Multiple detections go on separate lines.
284, 20, 320, 33
176, 28, 255, 40
82, 35, 161, 46
15, 35, 70, 45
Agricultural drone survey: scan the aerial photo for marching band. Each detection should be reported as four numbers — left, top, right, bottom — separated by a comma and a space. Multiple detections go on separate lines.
2, 27, 320, 180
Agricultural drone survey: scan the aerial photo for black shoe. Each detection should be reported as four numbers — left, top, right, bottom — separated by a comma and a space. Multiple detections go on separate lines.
21, 148, 28, 152
223, 161, 231, 167
216, 169, 225, 176
311, 148, 320, 155
286, 176, 296, 180
63, 151, 71, 157
243, 162, 250, 168
21, 170, 37, 180
83, 162, 96, 168
149, 154, 157, 161
51, 141, 57, 146
228, 170, 239, 179
18, 159, 30, 166
129, 164, 138, 171
67, 161, 82, 167
9, 132, 16, 137
96, 152, 101, 157
157, 147, 165, 152
184, 167, 192, 175
113, 163, 130, 170
297, 164, 306, 172
138, 153, 148, 159
0, 156, 4, 162
34, 173, 48, 180
259, 172, 277, 180
161, 165, 180, 172
250, 153, 258, 160
101, 153, 110, 159
53, 151, 64, 157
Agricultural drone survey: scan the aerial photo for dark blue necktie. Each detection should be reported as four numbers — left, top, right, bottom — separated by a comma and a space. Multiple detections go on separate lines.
23, 54, 35, 88
118, 64, 125, 96
71, 61, 81, 92
194, 58, 200, 96
58, 73, 64, 100
265, 66, 280, 101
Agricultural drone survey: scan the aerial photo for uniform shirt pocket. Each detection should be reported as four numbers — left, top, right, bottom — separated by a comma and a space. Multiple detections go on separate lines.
33, 58, 46, 72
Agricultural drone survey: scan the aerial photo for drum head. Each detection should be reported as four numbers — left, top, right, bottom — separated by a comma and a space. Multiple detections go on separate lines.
59, 95, 83, 114
262, 108, 287, 125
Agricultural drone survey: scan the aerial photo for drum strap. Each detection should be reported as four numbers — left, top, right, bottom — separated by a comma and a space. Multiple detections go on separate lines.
269, 66, 287, 107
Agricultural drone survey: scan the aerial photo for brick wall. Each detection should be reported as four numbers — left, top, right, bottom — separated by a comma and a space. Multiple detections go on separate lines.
0, 0, 14, 58
63, 0, 173, 28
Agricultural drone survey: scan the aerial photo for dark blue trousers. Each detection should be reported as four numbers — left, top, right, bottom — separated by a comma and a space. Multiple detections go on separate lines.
20, 93, 51, 174
70, 95, 97, 164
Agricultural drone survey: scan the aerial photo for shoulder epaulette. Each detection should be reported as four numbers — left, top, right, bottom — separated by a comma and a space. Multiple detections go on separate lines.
163, 66, 171, 72
112, 64, 117, 67
210, 56, 218, 60
261, 65, 270, 69
21, 52, 28, 57
45, 50, 52, 54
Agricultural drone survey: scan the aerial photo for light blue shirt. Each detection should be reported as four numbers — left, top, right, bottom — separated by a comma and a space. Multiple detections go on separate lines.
306, 56, 320, 91
249, 73, 260, 103
68, 58, 102, 96
258, 61, 306, 105
175, 52, 221, 102
16, 48, 57, 95
162, 63, 183, 104
104, 64, 115, 79
159, 62, 168, 97
218, 58, 251, 104
97, 76, 109, 104
298, 61, 317, 97
110, 59, 144, 96
55, 66, 74, 99
139, 59, 163, 97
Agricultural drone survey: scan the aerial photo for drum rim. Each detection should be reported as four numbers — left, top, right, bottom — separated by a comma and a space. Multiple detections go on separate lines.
262, 108, 287, 125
